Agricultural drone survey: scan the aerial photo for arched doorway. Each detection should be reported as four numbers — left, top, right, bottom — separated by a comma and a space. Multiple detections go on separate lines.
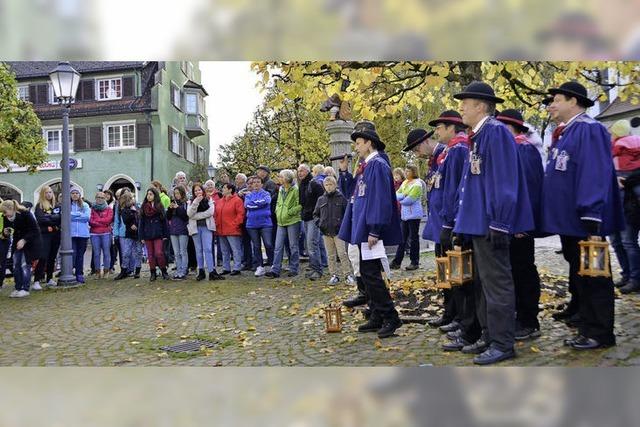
34, 179, 83, 204
104, 174, 137, 200
0, 182, 23, 203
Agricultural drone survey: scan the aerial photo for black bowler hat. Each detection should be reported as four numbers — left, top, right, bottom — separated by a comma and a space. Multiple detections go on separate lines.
428, 110, 466, 127
402, 128, 434, 152
496, 109, 529, 133
548, 81, 595, 107
453, 81, 505, 103
351, 120, 385, 151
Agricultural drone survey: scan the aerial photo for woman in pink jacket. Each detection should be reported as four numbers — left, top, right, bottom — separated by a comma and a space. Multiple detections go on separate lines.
89, 191, 114, 278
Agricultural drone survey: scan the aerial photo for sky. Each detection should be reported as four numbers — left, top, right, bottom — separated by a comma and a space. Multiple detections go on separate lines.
200, 62, 264, 165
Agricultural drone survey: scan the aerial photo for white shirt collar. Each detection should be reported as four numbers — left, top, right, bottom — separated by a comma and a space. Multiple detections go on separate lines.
564, 112, 584, 128
472, 115, 491, 134
365, 150, 379, 163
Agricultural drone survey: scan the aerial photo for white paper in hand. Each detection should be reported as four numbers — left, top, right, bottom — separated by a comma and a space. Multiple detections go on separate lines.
361, 240, 386, 260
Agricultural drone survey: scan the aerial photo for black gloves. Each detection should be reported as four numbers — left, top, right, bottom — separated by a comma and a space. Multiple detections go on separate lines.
440, 228, 453, 249
581, 219, 600, 237
486, 229, 510, 250
451, 232, 464, 248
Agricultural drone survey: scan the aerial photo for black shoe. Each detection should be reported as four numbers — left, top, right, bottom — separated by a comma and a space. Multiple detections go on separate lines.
442, 336, 471, 352
230, 270, 241, 276
265, 272, 280, 279
563, 334, 586, 347
428, 316, 450, 328
390, 261, 401, 270
160, 268, 169, 280
358, 318, 383, 333
620, 280, 640, 294
515, 327, 541, 341
149, 270, 157, 282
287, 272, 298, 277
378, 318, 402, 338
446, 329, 463, 340
405, 264, 419, 271
615, 278, 629, 288
209, 271, 225, 281
343, 293, 367, 308
221, 270, 231, 275
567, 335, 613, 350
134, 267, 141, 279
113, 269, 129, 281
461, 339, 489, 354
439, 321, 461, 333
196, 269, 206, 281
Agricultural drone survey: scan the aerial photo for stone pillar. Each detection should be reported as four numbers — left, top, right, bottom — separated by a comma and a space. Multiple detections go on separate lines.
326, 120, 354, 171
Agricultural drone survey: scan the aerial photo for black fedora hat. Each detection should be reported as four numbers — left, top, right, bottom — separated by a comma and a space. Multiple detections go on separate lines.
548, 81, 595, 107
402, 129, 434, 152
351, 120, 385, 151
453, 81, 505, 103
428, 110, 466, 127
496, 109, 529, 133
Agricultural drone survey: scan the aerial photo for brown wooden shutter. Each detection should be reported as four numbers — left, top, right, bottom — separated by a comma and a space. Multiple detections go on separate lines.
80, 79, 94, 101
168, 126, 173, 152
37, 84, 49, 104
29, 85, 37, 103
170, 85, 175, 106
136, 123, 151, 147
122, 76, 134, 98
74, 127, 88, 151
89, 126, 102, 150
180, 135, 187, 157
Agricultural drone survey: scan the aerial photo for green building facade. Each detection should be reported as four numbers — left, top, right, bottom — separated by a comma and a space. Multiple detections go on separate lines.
1, 61, 209, 203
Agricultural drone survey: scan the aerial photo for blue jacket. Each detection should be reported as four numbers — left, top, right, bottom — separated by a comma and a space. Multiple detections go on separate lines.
70, 202, 90, 238
454, 118, 534, 236
244, 189, 272, 229
541, 113, 624, 237
422, 143, 446, 242
112, 204, 126, 238
515, 135, 545, 236
423, 137, 469, 243
338, 152, 402, 245
138, 204, 169, 240
167, 201, 189, 236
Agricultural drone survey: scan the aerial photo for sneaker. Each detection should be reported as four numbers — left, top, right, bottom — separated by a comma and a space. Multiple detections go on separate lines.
47, 279, 57, 287
327, 275, 340, 285
308, 271, 322, 281
9, 290, 19, 298
229, 270, 241, 276
515, 327, 542, 341
265, 271, 280, 279
345, 275, 356, 285
15, 290, 30, 298
31, 281, 43, 291
254, 266, 266, 277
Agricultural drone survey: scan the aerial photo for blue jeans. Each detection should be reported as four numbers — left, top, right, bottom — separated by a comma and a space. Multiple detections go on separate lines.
119, 238, 140, 271
621, 222, 640, 282
72, 237, 88, 277
271, 222, 301, 275
90, 233, 112, 271
193, 226, 215, 272
247, 227, 274, 267
170, 234, 189, 276
12, 249, 31, 291
319, 232, 328, 267
304, 220, 322, 273
220, 235, 243, 271
610, 232, 630, 280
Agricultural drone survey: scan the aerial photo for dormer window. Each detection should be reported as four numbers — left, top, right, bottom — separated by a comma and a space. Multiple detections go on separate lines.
97, 78, 122, 100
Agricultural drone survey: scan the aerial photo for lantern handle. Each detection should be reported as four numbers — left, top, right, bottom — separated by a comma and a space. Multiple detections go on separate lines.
453, 245, 462, 251
589, 236, 603, 242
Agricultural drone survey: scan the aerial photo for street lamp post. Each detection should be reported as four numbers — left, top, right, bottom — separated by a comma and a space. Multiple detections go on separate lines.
49, 62, 81, 288
207, 163, 217, 179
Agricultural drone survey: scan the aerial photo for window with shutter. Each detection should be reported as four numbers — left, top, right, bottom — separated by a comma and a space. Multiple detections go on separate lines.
171, 83, 181, 110
17, 85, 29, 102
102, 121, 136, 150
42, 127, 73, 154
97, 78, 122, 100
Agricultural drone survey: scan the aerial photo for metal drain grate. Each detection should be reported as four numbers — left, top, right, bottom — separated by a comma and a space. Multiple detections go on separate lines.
161, 340, 216, 353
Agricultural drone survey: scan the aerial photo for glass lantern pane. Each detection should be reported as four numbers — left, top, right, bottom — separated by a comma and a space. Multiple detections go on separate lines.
437, 262, 446, 282
463, 256, 472, 279
450, 257, 460, 278
582, 247, 590, 270
592, 247, 605, 270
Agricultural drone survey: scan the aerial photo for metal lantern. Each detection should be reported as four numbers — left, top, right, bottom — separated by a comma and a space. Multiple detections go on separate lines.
446, 246, 473, 285
324, 304, 342, 333
435, 256, 451, 289
578, 236, 611, 278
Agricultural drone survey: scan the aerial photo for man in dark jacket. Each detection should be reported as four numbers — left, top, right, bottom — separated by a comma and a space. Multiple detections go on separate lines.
298, 163, 325, 280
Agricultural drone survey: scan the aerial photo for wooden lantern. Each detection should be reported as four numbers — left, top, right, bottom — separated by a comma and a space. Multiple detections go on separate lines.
435, 256, 451, 289
578, 236, 611, 278
446, 246, 473, 285
324, 304, 342, 333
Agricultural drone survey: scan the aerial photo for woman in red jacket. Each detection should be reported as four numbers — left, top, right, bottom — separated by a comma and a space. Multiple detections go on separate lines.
89, 191, 114, 279
214, 183, 245, 276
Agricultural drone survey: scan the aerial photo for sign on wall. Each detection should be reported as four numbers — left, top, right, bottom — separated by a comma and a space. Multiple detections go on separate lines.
0, 158, 83, 173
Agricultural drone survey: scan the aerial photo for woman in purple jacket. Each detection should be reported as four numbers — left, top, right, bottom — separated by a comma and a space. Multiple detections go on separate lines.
167, 185, 190, 280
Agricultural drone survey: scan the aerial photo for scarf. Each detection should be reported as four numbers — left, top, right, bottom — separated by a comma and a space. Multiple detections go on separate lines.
196, 197, 210, 213
93, 200, 108, 211
143, 203, 158, 217
436, 133, 470, 165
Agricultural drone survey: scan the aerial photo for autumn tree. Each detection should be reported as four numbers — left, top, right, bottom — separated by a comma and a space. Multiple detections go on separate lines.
0, 62, 47, 171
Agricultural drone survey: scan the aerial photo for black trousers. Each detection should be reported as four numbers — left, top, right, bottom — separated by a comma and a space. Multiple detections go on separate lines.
561, 235, 615, 345
359, 247, 399, 322
472, 236, 516, 352
393, 219, 420, 266
510, 235, 541, 330
560, 235, 582, 315
0, 238, 9, 286
34, 232, 60, 282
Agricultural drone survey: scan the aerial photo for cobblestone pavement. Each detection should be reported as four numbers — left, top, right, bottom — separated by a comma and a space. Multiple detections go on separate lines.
1, 240, 639, 367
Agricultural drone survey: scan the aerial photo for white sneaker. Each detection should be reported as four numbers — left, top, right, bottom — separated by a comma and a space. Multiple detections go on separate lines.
345, 275, 356, 285
31, 282, 43, 291
47, 279, 57, 287
16, 290, 29, 298
327, 275, 340, 285
9, 290, 19, 298
254, 266, 266, 277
